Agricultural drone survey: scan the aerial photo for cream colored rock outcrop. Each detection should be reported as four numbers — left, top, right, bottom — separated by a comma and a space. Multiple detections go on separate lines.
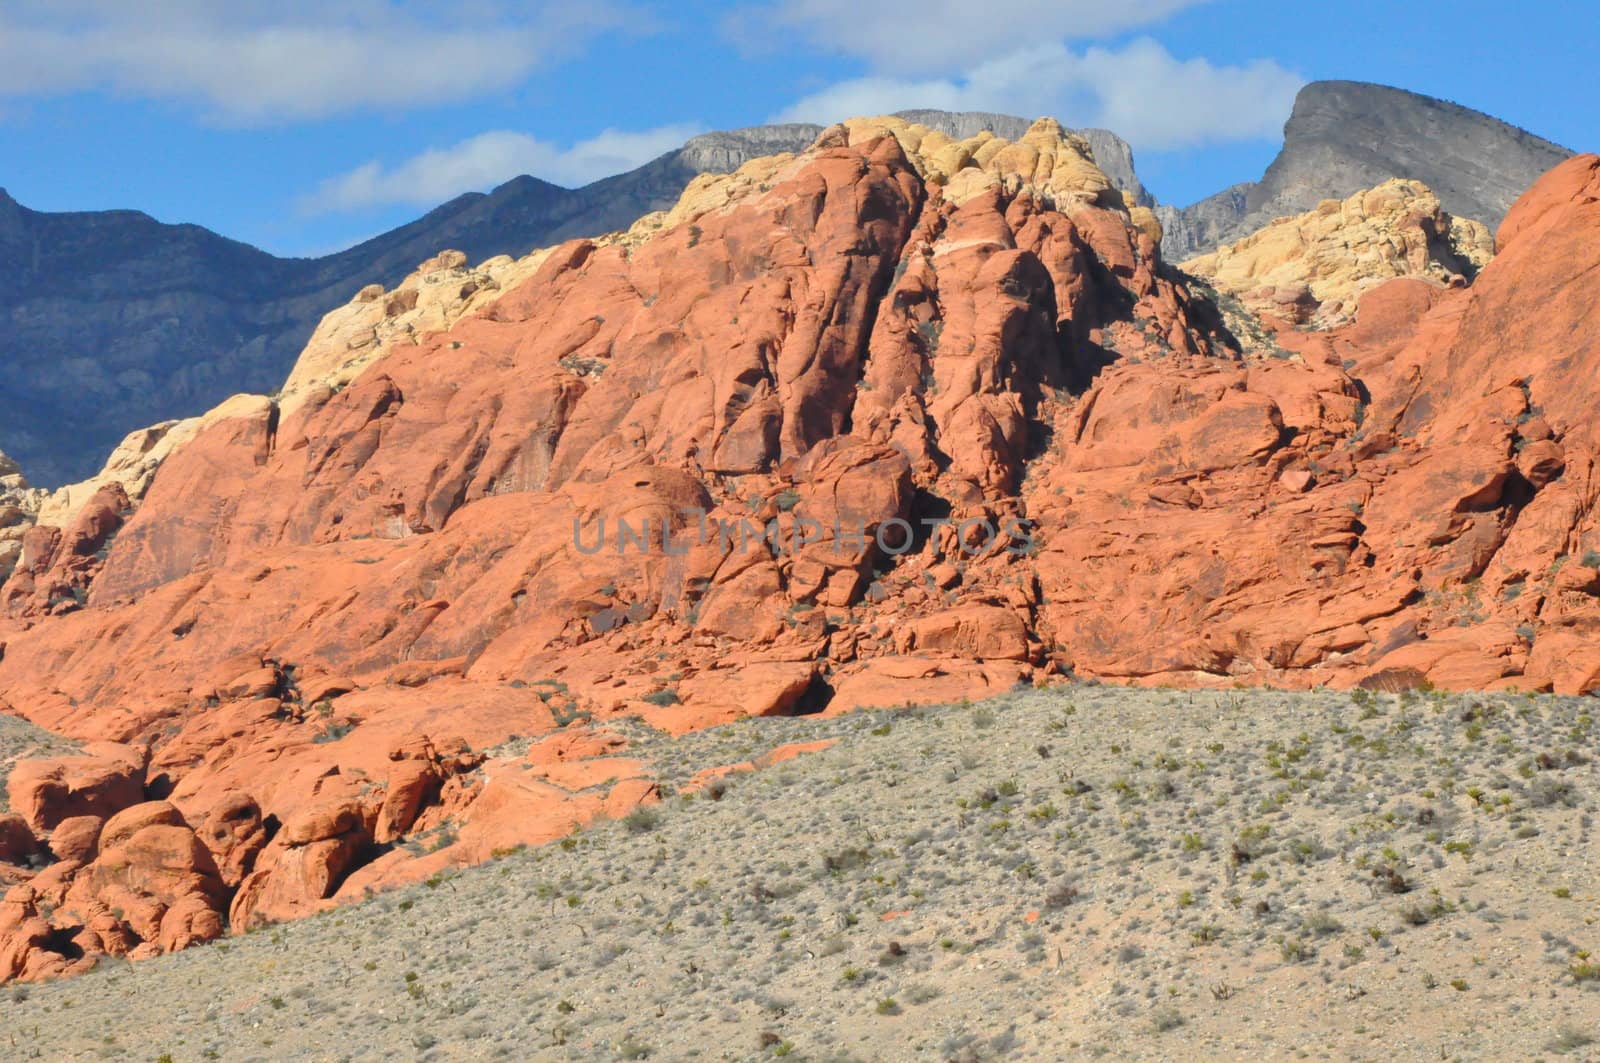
1181, 179, 1494, 326
0, 449, 46, 581
34, 396, 273, 529
277, 248, 555, 417
622, 115, 1130, 244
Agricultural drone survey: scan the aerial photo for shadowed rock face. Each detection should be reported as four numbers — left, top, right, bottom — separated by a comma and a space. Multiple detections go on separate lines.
1159, 81, 1572, 258
0, 113, 1148, 487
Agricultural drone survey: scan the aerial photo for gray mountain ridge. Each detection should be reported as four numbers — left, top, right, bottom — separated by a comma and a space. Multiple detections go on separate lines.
1156, 81, 1573, 259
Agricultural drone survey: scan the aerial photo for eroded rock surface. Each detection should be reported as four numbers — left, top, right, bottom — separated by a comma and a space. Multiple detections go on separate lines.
0, 124, 1597, 982
1, 112, 1151, 487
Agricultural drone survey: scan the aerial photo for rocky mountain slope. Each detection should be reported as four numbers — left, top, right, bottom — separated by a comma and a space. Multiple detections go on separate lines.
0, 112, 1147, 487
0, 113, 1598, 988
8, 684, 1599, 1061
1158, 81, 1573, 258
0, 114, 1195, 983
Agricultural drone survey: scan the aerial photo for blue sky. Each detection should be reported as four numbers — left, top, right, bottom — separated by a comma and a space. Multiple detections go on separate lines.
1, 1, 1592, 258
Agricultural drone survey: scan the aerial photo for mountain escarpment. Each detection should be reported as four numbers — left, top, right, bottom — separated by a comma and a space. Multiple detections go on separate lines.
1, 119, 1598, 983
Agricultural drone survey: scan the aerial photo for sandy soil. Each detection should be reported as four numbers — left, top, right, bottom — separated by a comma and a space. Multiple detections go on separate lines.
6, 684, 1600, 1061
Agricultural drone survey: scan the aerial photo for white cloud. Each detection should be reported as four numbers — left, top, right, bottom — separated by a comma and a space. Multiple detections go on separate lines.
730, 0, 1207, 71
301, 124, 705, 213
0, 1, 635, 123
771, 38, 1302, 150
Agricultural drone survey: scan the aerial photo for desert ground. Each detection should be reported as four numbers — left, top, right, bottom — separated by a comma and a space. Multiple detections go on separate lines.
4, 683, 1599, 1061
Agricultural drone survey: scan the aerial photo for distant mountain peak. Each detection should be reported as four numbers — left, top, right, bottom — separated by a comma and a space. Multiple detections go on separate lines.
1292, 80, 1572, 151
490, 173, 568, 196
1158, 79, 1573, 259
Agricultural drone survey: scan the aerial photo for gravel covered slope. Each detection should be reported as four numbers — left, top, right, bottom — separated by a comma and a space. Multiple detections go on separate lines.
8, 684, 1600, 1061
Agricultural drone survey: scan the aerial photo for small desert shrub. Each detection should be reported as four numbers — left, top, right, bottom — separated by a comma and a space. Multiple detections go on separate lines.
1044, 881, 1080, 909
616, 1037, 652, 1059
1548, 1026, 1597, 1054
1569, 956, 1600, 983
313, 721, 354, 744
1303, 911, 1343, 936
823, 847, 872, 873
1399, 905, 1431, 927
624, 807, 662, 833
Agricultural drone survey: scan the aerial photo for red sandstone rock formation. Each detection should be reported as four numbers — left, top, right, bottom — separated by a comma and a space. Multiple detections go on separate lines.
0, 124, 1596, 982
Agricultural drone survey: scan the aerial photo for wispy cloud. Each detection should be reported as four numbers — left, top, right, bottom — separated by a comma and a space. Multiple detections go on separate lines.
728, 0, 1208, 70
301, 124, 704, 214
0, 1, 638, 123
771, 38, 1302, 150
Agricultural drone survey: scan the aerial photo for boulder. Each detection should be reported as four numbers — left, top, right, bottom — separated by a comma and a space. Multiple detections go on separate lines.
6, 744, 146, 834
196, 791, 268, 889
99, 801, 185, 850
229, 779, 375, 932
46, 816, 103, 864
60, 823, 227, 951
374, 760, 438, 844
0, 815, 38, 864
901, 606, 1030, 661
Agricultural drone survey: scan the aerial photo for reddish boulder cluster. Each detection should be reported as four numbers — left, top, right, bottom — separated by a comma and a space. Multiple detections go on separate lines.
0, 125, 1598, 981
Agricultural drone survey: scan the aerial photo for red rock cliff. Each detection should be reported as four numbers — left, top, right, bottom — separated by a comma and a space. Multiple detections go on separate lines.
1, 121, 1597, 981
